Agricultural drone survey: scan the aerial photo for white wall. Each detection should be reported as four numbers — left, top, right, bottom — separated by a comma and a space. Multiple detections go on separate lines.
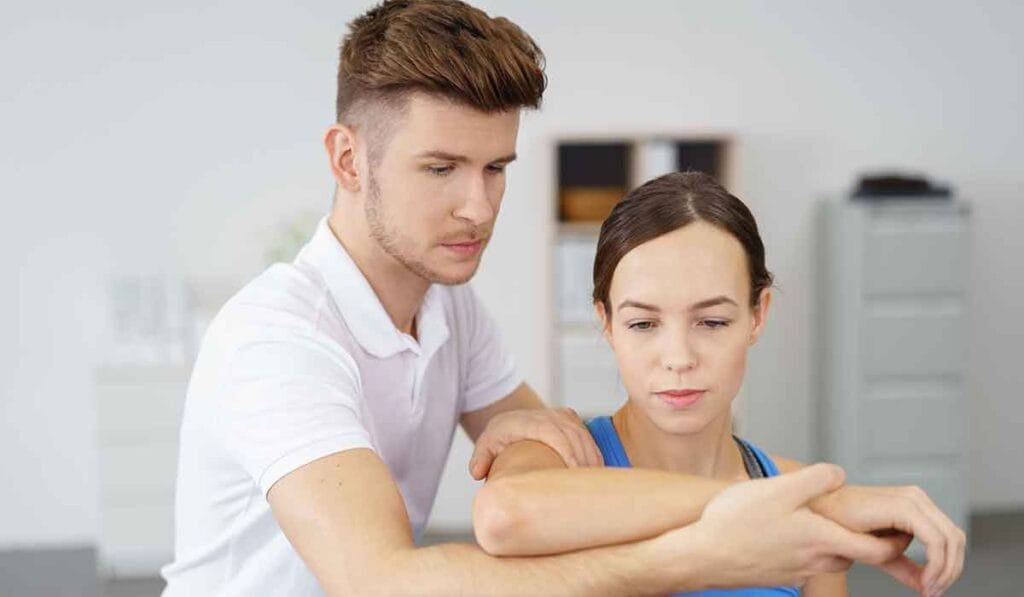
2, 0, 1021, 548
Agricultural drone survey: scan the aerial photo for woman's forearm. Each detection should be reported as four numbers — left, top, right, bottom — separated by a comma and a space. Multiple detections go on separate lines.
473, 441, 730, 556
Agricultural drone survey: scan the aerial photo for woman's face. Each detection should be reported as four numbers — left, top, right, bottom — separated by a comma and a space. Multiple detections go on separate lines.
596, 221, 770, 436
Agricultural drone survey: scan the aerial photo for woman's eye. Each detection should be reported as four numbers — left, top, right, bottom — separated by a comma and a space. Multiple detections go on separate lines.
427, 165, 454, 176
627, 321, 655, 331
698, 319, 729, 329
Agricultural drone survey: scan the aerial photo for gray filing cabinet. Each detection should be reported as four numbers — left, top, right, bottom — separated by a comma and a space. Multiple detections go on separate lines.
818, 198, 971, 546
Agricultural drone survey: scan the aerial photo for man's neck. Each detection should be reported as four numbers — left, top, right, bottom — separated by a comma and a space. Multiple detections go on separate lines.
327, 211, 430, 338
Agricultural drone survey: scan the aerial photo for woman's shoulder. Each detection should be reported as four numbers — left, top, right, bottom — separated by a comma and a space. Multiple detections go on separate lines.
771, 455, 806, 474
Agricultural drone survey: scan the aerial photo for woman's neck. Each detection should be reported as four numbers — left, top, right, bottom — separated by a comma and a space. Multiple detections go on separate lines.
612, 402, 748, 481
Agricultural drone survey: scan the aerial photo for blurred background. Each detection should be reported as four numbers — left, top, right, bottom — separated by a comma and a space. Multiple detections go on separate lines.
1, 1, 1021, 595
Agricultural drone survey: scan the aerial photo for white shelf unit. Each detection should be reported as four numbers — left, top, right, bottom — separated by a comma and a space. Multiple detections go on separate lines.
94, 365, 188, 577
818, 198, 972, 552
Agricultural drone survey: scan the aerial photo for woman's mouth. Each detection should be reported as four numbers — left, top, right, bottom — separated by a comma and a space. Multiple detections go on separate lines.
655, 389, 706, 409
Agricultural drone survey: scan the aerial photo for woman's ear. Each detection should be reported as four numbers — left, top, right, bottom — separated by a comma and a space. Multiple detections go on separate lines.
748, 288, 772, 346
323, 123, 362, 193
594, 301, 613, 345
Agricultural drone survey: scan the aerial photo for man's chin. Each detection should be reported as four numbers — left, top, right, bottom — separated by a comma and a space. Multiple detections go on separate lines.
426, 260, 483, 286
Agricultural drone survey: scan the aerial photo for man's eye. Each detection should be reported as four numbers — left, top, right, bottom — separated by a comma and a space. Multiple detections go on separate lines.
427, 165, 454, 176
486, 164, 506, 174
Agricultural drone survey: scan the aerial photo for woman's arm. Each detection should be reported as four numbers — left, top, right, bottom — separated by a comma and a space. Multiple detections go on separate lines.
473, 439, 730, 556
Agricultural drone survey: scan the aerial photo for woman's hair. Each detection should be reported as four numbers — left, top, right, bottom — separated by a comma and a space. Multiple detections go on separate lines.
592, 171, 774, 316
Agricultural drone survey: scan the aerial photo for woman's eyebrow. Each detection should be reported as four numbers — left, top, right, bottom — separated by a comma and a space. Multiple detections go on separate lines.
617, 299, 659, 313
689, 295, 738, 310
617, 295, 738, 313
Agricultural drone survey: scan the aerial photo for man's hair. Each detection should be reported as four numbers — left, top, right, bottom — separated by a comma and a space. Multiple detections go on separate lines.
337, 0, 546, 131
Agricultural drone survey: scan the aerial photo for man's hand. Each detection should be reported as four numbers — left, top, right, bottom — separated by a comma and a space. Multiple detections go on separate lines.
655, 464, 908, 591
810, 483, 966, 596
468, 407, 602, 479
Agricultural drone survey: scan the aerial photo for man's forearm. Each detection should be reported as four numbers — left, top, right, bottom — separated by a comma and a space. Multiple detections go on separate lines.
361, 532, 707, 597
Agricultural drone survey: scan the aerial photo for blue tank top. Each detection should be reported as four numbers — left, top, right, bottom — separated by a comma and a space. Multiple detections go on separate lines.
586, 416, 800, 597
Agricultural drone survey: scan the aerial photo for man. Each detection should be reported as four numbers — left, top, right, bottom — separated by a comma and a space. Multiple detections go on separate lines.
162, 1, 964, 595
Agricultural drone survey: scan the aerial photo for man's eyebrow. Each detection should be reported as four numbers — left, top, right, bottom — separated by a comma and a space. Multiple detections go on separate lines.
414, 150, 517, 164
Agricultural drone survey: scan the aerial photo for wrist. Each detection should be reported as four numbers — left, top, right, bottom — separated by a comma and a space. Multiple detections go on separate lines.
641, 523, 717, 594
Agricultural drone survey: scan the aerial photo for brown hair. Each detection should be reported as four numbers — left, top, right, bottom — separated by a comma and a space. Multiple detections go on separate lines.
592, 171, 774, 316
337, 0, 546, 129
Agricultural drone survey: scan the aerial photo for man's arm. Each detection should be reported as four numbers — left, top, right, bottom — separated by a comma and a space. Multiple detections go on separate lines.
268, 447, 897, 596
268, 447, 691, 596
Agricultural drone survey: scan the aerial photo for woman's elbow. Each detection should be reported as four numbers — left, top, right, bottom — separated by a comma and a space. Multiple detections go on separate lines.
472, 481, 528, 556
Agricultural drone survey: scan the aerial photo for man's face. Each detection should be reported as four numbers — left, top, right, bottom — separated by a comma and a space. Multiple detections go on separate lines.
362, 93, 520, 285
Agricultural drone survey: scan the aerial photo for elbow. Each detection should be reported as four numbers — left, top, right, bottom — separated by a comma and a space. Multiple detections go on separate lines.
472, 480, 528, 556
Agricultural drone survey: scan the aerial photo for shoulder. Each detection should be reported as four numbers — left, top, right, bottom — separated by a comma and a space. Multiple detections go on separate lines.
201, 264, 359, 384
771, 455, 806, 475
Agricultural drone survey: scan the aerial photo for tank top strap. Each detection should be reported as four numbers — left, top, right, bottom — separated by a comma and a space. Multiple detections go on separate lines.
585, 416, 632, 467
733, 436, 781, 477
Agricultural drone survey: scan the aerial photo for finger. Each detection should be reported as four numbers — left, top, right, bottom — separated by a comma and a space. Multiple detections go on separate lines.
539, 423, 580, 468
563, 425, 590, 469
557, 411, 603, 467
900, 500, 946, 595
555, 409, 596, 467
900, 487, 957, 595
581, 426, 604, 466
815, 516, 907, 565
925, 508, 964, 594
877, 555, 924, 593
818, 555, 853, 575
769, 463, 847, 508
468, 442, 499, 480
874, 530, 914, 556
935, 524, 967, 595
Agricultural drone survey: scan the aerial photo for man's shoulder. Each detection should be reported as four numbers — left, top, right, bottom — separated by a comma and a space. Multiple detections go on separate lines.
203, 262, 342, 351
233, 261, 329, 315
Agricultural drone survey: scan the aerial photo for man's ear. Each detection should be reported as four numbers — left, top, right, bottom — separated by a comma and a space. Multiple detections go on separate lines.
594, 301, 613, 346
748, 288, 772, 346
324, 123, 362, 193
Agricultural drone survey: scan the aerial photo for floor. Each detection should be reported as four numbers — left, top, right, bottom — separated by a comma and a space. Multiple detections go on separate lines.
2, 512, 1020, 596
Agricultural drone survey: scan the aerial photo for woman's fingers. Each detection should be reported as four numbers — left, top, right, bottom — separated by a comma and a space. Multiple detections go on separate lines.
877, 554, 925, 593
899, 486, 966, 595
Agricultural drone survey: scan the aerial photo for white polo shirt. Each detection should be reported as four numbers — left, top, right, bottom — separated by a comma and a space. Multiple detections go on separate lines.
161, 218, 520, 596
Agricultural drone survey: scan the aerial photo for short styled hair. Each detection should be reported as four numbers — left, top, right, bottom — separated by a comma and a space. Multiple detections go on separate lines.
337, 0, 547, 130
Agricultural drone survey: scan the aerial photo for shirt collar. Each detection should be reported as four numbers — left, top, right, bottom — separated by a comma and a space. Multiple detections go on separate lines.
296, 218, 449, 360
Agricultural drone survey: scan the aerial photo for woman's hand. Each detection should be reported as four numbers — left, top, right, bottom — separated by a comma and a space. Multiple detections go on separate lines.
656, 464, 906, 590
809, 483, 966, 596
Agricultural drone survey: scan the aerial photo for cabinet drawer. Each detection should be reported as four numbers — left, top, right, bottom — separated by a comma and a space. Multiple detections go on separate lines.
859, 395, 965, 459
861, 305, 965, 377
863, 211, 967, 296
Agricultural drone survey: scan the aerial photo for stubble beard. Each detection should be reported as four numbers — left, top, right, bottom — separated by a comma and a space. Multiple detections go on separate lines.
364, 172, 483, 286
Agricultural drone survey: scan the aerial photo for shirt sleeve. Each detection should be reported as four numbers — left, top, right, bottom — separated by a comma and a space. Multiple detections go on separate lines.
457, 285, 522, 414
219, 329, 374, 496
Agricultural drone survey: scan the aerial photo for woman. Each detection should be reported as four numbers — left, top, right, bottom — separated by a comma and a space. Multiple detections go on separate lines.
477, 172, 846, 595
